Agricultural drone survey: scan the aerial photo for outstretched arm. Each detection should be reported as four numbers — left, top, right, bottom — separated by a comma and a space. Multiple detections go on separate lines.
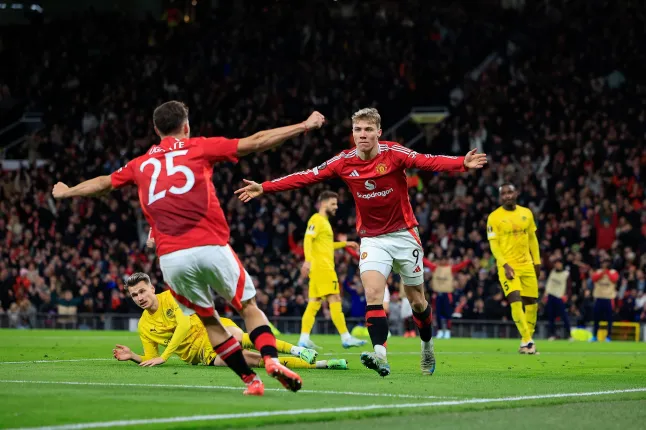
394, 144, 487, 172
52, 175, 113, 199
236, 112, 325, 157
235, 155, 340, 202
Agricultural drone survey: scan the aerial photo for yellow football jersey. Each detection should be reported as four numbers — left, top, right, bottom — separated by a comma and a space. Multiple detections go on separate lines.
486, 205, 540, 268
304, 213, 346, 276
137, 290, 208, 364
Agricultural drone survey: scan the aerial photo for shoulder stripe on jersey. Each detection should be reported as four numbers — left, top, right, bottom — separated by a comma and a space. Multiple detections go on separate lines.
391, 147, 414, 157
392, 145, 412, 153
343, 150, 357, 158
271, 170, 315, 182
423, 154, 459, 159
270, 154, 343, 182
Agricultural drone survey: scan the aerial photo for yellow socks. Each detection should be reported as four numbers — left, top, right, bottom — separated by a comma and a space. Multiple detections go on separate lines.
525, 303, 538, 340
301, 300, 322, 335
258, 357, 316, 369
275, 338, 294, 355
329, 301, 348, 336
511, 301, 530, 343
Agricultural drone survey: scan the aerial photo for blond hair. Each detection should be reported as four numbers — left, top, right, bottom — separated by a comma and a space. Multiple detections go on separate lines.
351, 108, 381, 129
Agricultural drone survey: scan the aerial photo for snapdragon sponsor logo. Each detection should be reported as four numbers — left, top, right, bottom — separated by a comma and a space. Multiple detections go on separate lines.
356, 188, 394, 199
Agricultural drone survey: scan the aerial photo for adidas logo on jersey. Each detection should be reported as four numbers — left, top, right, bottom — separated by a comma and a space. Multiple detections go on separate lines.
349, 170, 360, 177
413, 266, 422, 273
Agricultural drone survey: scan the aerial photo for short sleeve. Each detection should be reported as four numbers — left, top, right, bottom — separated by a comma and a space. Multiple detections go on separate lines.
197, 137, 240, 164
305, 217, 318, 238
111, 162, 136, 189
486, 215, 497, 239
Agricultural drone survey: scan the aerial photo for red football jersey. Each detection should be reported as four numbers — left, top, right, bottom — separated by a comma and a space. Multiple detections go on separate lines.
262, 141, 466, 237
111, 136, 239, 256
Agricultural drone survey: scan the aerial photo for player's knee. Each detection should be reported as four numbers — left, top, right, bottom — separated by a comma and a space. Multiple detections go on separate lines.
507, 290, 521, 303
363, 283, 385, 304
522, 296, 538, 306
326, 294, 341, 303
403, 284, 425, 307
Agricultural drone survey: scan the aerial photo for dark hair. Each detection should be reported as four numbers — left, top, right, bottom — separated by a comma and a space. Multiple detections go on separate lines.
153, 101, 189, 135
499, 182, 516, 192
126, 272, 152, 288
318, 191, 338, 203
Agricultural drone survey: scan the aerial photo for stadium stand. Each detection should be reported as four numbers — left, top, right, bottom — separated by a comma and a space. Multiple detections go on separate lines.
0, 0, 644, 335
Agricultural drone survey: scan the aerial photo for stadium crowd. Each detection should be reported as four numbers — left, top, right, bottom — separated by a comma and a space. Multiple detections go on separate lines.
1, 1, 645, 334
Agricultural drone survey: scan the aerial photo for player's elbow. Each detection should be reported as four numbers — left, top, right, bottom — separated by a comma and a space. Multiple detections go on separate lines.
237, 133, 266, 156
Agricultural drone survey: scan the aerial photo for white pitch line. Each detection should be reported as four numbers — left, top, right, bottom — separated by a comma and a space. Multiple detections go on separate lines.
0, 380, 454, 400
6, 387, 646, 430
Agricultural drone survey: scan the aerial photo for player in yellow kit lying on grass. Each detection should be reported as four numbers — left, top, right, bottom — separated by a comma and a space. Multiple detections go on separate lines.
113, 274, 347, 370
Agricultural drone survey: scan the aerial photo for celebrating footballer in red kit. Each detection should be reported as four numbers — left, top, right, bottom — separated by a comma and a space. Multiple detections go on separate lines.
53, 100, 326, 396
236, 107, 487, 377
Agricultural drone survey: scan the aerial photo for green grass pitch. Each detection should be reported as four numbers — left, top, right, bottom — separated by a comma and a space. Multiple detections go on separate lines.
1, 330, 645, 429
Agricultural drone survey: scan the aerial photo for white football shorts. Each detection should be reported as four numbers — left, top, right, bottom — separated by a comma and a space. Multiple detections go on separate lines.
358, 227, 424, 286
159, 245, 256, 316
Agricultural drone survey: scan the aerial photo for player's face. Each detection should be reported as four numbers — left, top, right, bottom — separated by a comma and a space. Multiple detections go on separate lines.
555, 261, 563, 270
128, 282, 156, 309
324, 198, 338, 217
352, 120, 382, 152
499, 185, 517, 207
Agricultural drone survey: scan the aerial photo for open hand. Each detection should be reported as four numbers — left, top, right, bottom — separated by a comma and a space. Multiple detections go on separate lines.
113, 344, 133, 361
463, 148, 488, 169
234, 180, 264, 202
139, 357, 166, 367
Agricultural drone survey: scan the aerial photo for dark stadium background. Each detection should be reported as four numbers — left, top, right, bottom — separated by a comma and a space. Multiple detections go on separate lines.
0, 0, 644, 340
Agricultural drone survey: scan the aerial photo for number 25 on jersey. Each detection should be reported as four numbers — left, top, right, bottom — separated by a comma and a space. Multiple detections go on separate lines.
140, 150, 195, 205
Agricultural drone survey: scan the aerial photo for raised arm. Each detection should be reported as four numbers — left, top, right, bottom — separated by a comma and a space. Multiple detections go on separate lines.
423, 258, 438, 271
235, 155, 340, 202
451, 259, 472, 273
590, 270, 604, 283
52, 175, 113, 199
236, 112, 325, 157
393, 144, 487, 172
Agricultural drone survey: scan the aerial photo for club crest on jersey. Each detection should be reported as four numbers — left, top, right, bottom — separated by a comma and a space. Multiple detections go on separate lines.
375, 163, 388, 175
364, 180, 376, 190
522, 216, 527, 221
361, 252, 368, 260
166, 309, 174, 318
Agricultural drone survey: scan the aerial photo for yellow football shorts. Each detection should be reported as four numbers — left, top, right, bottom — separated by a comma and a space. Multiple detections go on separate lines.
309, 273, 340, 298
497, 264, 538, 298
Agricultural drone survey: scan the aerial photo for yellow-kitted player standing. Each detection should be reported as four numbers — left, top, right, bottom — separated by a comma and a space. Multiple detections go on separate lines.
487, 183, 541, 354
298, 191, 366, 350
113, 275, 348, 370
